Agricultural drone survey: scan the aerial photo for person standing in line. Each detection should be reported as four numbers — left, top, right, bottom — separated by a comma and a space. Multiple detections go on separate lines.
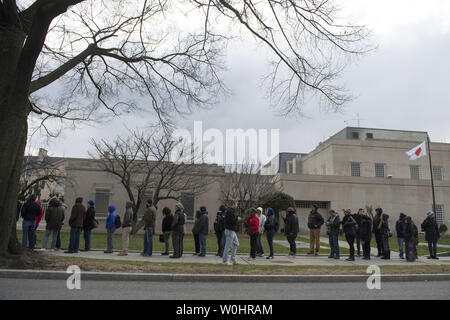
404, 216, 418, 262
82, 200, 96, 252
395, 213, 407, 259
198, 206, 209, 257
21, 194, 41, 249
307, 204, 324, 256
342, 209, 357, 261
141, 199, 157, 257
161, 207, 173, 255
192, 210, 202, 256
40, 198, 65, 251
222, 200, 242, 265
360, 214, 372, 260
256, 207, 266, 257
170, 202, 186, 259
246, 208, 260, 260
421, 211, 440, 260
264, 208, 278, 259
214, 205, 226, 257
104, 205, 118, 253
372, 208, 383, 257
352, 208, 364, 257
64, 197, 85, 254
376, 208, 390, 260
55, 197, 67, 250
34, 200, 44, 247
326, 209, 341, 259
119, 201, 133, 256
284, 207, 299, 256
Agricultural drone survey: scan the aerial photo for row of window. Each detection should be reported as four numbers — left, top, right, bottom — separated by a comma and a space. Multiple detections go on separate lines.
93, 188, 195, 220
350, 163, 444, 180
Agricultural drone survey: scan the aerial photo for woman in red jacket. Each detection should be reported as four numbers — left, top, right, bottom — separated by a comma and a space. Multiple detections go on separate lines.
246, 208, 260, 260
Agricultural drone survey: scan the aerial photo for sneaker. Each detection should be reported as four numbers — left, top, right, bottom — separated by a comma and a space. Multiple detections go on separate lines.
140, 252, 149, 257
427, 256, 433, 259
222, 261, 232, 265
161, 252, 169, 255
345, 257, 355, 261
198, 254, 206, 257
104, 251, 112, 254
169, 255, 180, 259
64, 251, 73, 254
307, 251, 314, 255
356, 254, 361, 257
266, 256, 274, 260
432, 256, 439, 260
362, 257, 370, 260
38, 248, 46, 251
328, 255, 334, 259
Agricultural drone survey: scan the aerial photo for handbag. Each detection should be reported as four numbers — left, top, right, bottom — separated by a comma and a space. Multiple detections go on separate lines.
159, 234, 165, 243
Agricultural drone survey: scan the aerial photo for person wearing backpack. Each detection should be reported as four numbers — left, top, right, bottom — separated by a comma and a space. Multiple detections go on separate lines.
104, 205, 118, 253
342, 209, 357, 261
214, 205, 226, 257
170, 202, 185, 258
141, 199, 157, 257
264, 208, 278, 259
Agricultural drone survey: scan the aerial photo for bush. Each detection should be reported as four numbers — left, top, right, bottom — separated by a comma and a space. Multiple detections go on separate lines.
439, 224, 448, 235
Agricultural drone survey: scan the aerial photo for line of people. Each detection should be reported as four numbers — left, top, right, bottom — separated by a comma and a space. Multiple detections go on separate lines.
20, 195, 442, 262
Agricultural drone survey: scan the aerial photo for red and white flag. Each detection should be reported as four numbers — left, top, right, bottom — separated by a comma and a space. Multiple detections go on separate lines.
406, 141, 427, 160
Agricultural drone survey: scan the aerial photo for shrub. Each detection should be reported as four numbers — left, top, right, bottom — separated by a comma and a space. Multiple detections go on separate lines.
439, 224, 448, 235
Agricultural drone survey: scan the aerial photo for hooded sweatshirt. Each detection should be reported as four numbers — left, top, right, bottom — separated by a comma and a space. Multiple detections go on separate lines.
106, 205, 117, 229
197, 207, 209, 235
122, 201, 133, 228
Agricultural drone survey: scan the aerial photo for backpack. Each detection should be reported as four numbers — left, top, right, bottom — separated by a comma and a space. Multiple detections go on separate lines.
214, 213, 225, 233
115, 215, 121, 229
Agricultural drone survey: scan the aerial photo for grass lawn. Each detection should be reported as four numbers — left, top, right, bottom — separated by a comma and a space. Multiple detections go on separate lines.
24, 230, 350, 255
338, 234, 450, 256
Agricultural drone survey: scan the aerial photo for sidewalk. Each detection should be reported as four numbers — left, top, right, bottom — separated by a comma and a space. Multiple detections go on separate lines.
44, 249, 450, 267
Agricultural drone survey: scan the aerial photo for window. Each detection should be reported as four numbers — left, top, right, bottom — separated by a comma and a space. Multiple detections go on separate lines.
352, 132, 359, 139
351, 162, 361, 177
321, 165, 327, 175
375, 163, 385, 178
435, 205, 445, 225
180, 192, 195, 221
137, 190, 153, 219
432, 166, 443, 181
287, 161, 294, 174
410, 165, 420, 180
366, 133, 373, 139
295, 201, 329, 209
94, 189, 110, 217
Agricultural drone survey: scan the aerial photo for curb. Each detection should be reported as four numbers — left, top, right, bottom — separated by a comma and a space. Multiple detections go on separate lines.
1, 269, 450, 283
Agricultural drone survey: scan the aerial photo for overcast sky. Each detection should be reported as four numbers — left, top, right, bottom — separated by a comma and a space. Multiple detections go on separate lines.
30, 0, 450, 161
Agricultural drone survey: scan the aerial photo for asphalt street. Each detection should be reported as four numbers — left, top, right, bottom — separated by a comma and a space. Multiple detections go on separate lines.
0, 278, 449, 300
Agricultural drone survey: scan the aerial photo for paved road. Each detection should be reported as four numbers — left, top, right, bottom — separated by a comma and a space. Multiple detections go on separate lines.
0, 278, 449, 300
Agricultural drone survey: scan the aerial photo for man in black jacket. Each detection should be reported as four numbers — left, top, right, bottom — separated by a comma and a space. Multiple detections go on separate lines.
222, 200, 242, 264
214, 205, 226, 257
307, 204, 324, 255
161, 207, 173, 255
395, 213, 407, 259
342, 209, 357, 261
170, 202, 185, 258
197, 206, 209, 257
372, 208, 383, 257
284, 207, 299, 256
374, 208, 391, 260
21, 195, 41, 249
82, 200, 96, 252
421, 211, 440, 259
352, 208, 364, 257
326, 210, 341, 259
360, 214, 372, 260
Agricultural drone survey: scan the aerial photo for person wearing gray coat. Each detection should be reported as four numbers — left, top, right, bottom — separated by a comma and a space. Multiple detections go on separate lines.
40, 198, 65, 251
119, 201, 133, 256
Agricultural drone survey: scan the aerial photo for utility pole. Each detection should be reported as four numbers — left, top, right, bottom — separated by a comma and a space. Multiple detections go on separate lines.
426, 134, 437, 213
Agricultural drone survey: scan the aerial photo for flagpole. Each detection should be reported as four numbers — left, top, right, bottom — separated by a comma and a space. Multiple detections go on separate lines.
426, 134, 437, 213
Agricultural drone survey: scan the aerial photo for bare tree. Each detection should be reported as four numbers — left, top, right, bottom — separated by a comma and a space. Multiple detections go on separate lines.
18, 154, 67, 201
90, 128, 213, 233
0, 0, 370, 255
219, 163, 278, 221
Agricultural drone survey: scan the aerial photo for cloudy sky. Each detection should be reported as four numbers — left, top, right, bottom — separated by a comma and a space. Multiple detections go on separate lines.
30, 0, 450, 162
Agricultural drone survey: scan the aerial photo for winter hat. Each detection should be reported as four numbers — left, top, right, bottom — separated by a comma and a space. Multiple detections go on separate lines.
427, 211, 434, 217
162, 207, 171, 215
176, 202, 184, 210
267, 208, 275, 216
399, 213, 406, 219
287, 207, 296, 213
200, 206, 207, 213
147, 199, 153, 205
126, 200, 133, 208
219, 204, 226, 212
75, 197, 83, 204
249, 207, 258, 214
108, 205, 116, 213
375, 208, 383, 214
257, 207, 263, 214
88, 200, 95, 205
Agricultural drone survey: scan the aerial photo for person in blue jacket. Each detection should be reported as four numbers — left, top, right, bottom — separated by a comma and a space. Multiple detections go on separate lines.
105, 205, 118, 253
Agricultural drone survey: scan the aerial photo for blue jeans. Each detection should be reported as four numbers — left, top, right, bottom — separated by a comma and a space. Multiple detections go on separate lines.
199, 233, 207, 256
397, 237, 405, 257
68, 227, 81, 252
42, 229, 58, 249
256, 233, 264, 254
428, 241, 437, 257
84, 229, 92, 250
266, 230, 275, 257
329, 233, 340, 257
22, 220, 36, 248
222, 229, 239, 263
143, 227, 154, 255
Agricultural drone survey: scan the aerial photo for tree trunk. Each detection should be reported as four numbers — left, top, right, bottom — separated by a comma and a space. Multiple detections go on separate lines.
0, 26, 30, 257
